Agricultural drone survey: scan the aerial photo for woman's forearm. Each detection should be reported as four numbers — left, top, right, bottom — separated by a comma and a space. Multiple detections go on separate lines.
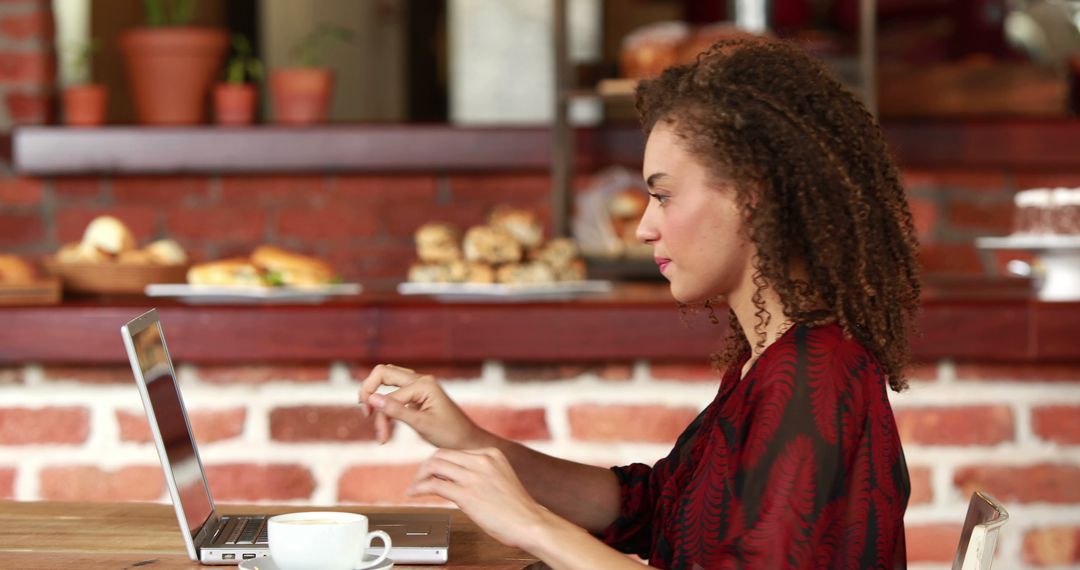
479, 434, 622, 533
525, 508, 645, 569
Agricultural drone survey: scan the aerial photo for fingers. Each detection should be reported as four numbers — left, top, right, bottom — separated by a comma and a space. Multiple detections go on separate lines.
406, 477, 461, 502
358, 364, 418, 416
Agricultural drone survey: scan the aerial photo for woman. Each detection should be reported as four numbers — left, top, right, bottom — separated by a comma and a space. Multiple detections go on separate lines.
359, 38, 919, 569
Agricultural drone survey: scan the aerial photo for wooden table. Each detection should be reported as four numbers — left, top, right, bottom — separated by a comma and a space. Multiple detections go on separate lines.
0, 501, 543, 569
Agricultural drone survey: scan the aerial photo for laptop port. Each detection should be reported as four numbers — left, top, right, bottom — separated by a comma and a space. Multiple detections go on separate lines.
242, 554, 256, 559
222, 554, 235, 560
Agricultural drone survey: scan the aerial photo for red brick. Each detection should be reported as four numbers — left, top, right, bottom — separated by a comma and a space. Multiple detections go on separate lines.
906, 523, 962, 562
650, 362, 720, 382
270, 406, 376, 442
917, 242, 983, 274
0, 467, 13, 499
338, 464, 449, 505
0, 366, 23, 384
932, 170, 1009, 193
906, 195, 939, 240
0, 51, 51, 84
324, 241, 416, 283
52, 177, 103, 202
449, 174, 550, 203
277, 205, 379, 241
117, 408, 246, 444
333, 175, 438, 201
946, 197, 1015, 234
954, 464, 1080, 503
0, 176, 42, 206
461, 406, 550, 441
1014, 170, 1080, 190
1031, 405, 1080, 445
167, 206, 266, 242
906, 363, 938, 382
348, 363, 483, 382
894, 406, 1013, 446
384, 201, 492, 238
568, 404, 699, 443
0, 407, 89, 445
504, 363, 632, 382
954, 363, 1080, 382
205, 464, 315, 501
55, 205, 159, 243
0, 213, 43, 246
194, 364, 329, 384
111, 176, 210, 205
0, 10, 48, 40
6, 96, 51, 129
220, 174, 325, 205
900, 169, 938, 190
1023, 527, 1080, 566
909, 466, 932, 505
39, 466, 163, 501
43, 365, 134, 384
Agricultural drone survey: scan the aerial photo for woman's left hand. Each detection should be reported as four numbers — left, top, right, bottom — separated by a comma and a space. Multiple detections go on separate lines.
407, 447, 549, 550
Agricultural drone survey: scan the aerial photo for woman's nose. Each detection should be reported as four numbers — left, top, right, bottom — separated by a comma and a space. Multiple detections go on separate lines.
635, 207, 658, 244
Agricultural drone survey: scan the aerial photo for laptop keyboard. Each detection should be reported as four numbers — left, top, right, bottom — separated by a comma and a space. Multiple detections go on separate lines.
218, 516, 268, 545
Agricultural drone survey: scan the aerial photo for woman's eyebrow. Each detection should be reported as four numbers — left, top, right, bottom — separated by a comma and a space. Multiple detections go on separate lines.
646, 173, 669, 188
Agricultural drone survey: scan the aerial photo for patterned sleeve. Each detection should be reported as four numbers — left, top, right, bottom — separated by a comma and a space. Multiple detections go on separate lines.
717, 333, 907, 568
594, 462, 661, 558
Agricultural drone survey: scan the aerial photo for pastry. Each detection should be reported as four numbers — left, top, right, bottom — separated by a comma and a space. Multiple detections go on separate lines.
250, 245, 336, 287
415, 223, 463, 263
496, 261, 556, 285
489, 207, 544, 249
535, 237, 580, 271
408, 262, 451, 284
463, 225, 523, 265
81, 215, 136, 256
187, 258, 266, 287
143, 239, 188, 265
0, 254, 36, 284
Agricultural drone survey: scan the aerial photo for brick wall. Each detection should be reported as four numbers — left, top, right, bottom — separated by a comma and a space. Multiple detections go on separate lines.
1, 360, 1079, 569
0, 0, 53, 128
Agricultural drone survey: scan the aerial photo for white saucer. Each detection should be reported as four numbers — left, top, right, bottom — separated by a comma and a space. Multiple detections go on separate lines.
238, 553, 393, 570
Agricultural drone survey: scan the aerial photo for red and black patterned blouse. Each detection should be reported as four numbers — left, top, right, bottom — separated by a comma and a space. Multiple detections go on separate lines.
599, 322, 909, 569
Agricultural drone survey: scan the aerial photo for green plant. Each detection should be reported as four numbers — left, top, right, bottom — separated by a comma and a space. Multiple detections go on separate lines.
142, 0, 195, 27
224, 34, 263, 84
68, 39, 101, 84
289, 24, 355, 68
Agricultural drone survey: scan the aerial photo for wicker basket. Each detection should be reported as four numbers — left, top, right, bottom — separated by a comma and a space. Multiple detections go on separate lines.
44, 257, 189, 295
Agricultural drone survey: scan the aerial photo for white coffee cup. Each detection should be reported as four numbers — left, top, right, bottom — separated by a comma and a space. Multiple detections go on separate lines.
268, 511, 391, 570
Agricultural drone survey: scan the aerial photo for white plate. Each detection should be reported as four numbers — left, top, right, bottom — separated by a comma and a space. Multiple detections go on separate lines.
145, 283, 362, 304
237, 553, 393, 570
396, 280, 613, 302
976, 235, 1080, 251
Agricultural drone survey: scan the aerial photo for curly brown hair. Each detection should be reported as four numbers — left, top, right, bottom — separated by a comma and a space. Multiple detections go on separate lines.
636, 38, 920, 392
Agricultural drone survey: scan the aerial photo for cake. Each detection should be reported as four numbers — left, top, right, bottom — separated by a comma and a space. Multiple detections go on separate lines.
1012, 187, 1080, 236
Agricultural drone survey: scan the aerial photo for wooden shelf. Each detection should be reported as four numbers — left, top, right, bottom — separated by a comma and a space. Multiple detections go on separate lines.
0, 282, 1076, 365
10, 120, 1080, 176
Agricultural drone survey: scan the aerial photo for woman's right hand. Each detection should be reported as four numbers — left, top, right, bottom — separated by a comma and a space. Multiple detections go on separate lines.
358, 364, 493, 449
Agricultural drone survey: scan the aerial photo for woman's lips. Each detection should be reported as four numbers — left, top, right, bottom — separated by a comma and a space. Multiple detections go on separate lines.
655, 258, 671, 272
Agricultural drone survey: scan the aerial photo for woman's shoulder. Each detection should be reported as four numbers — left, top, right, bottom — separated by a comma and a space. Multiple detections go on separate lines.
757, 322, 884, 390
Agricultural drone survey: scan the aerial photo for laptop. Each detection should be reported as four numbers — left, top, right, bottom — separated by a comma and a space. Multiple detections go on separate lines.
121, 308, 451, 565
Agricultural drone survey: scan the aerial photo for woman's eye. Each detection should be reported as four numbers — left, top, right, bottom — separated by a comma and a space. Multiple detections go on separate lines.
648, 192, 669, 205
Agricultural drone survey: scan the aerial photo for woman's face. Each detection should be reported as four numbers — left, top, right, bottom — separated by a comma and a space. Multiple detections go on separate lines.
636, 121, 755, 304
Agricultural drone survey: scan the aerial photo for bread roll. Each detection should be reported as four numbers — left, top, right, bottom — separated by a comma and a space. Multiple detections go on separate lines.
250, 245, 335, 287
415, 223, 462, 263
408, 262, 451, 284
143, 239, 188, 265
535, 237, 580, 272
556, 258, 587, 282
489, 207, 544, 249
446, 260, 496, 284
81, 216, 136, 256
496, 262, 556, 285
56, 242, 108, 263
619, 21, 689, 79
464, 225, 522, 265
0, 254, 36, 284
117, 249, 154, 265
187, 258, 266, 287
609, 189, 648, 220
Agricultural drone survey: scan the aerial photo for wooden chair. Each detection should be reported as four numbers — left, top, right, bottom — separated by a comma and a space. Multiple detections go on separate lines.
952, 491, 1010, 570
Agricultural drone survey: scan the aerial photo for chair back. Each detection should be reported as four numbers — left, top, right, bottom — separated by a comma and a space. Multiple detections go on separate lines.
952, 491, 1009, 570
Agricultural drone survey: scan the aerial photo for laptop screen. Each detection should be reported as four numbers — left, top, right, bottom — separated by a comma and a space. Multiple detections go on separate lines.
131, 321, 213, 538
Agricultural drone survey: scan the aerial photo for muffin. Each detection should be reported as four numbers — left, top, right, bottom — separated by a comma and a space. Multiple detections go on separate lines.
463, 225, 523, 265
415, 222, 463, 263
489, 207, 544, 249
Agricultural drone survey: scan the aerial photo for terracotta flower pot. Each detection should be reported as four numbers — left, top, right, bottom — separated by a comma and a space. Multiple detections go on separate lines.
62, 84, 108, 127
270, 68, 334, 125
213, 83, 257, 126
119, 27, 228, 125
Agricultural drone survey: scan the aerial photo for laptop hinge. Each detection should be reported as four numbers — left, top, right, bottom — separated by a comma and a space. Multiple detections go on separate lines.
193, 511, 223, 552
